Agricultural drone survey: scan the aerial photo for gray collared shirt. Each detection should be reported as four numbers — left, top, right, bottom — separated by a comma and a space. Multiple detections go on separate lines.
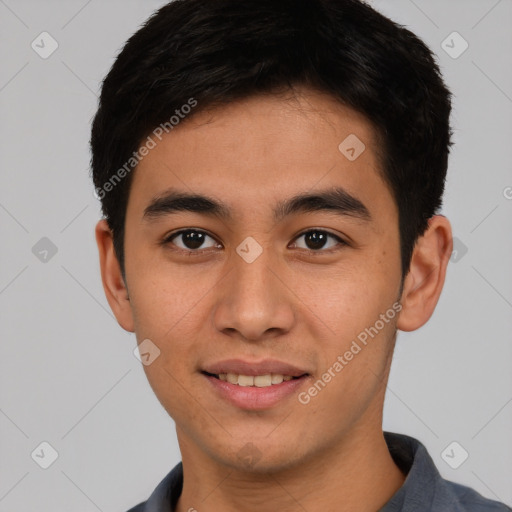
127, 432, 511, 511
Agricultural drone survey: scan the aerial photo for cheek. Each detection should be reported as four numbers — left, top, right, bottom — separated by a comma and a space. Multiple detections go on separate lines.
298, 316, 397, 441
129, 274, 207, 418
296, 255, 400, 398
130, 285, 203, 363
300, 257, 399, 334
127, 263, 223, 394
126, 247, 208, 336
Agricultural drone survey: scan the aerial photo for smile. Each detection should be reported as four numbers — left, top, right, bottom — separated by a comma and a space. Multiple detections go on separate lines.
204, 372, 303, 387
202, 371, 310, 410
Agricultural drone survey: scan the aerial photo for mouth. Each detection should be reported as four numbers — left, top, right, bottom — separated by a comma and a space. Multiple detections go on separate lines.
201, 371, 308, 388
200, 360, 311, 410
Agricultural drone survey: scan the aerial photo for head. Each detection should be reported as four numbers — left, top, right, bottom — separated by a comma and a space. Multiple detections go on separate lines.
92, 0, 453, 472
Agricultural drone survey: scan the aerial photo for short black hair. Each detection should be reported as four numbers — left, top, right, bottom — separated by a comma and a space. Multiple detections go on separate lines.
91, 0, 453, 278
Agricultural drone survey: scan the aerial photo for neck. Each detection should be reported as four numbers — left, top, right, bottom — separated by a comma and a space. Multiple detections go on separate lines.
175, 425, 405, 512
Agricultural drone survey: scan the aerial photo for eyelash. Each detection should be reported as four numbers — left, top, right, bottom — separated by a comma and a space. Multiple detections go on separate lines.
162, 228, 347, 256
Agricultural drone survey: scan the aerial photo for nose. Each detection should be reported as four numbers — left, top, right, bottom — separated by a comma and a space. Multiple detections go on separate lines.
212, 244, 295, 342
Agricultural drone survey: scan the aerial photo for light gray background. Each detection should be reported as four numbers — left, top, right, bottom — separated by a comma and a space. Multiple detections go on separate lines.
0, 0, 511, 510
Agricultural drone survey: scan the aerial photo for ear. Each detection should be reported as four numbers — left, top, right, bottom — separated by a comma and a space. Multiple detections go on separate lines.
95, 219, 135, 332
397, 215, 453, 332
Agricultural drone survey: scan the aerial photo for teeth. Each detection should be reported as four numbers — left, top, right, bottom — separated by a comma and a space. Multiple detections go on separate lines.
238, 375, 254, 387
254, 375, 272, 387
271, 374, 284, 384
226, 373, 238, 384
215, 372, 299, 387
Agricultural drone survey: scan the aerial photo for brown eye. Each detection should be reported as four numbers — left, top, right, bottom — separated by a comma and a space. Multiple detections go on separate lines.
166, 229, 219, 251
292, 230, 345, 252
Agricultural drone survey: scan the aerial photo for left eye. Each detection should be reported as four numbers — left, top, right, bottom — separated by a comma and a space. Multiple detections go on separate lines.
291, 230, 345, 252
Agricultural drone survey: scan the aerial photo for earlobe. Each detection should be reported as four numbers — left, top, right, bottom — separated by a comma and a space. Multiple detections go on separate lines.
95, 219, 135, 332
396, 215, 453, 332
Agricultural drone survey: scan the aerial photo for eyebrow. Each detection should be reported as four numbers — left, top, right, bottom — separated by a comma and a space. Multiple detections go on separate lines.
143, 186, 372, 223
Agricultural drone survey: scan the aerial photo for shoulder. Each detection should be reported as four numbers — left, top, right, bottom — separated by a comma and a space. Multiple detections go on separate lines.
382, 432, 511, 512
440, 480, 512, 511
122, 461, 184, 512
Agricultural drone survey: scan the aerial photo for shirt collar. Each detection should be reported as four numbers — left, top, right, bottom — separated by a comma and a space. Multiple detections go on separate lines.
380, 432, 438, 511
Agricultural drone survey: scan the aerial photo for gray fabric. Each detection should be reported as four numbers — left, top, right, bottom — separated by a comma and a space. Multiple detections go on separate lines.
380, 433, 511, 511
127, 432, 511, 512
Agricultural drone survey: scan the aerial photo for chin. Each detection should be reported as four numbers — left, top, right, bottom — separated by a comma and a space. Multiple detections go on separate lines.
212, 437, 310, 475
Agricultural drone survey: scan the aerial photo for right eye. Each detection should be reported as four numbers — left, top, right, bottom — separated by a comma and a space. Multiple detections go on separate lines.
163, 229, 222, 253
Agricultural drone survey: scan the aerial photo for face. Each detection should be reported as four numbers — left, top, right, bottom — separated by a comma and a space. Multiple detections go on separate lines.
113, 88, 406, 471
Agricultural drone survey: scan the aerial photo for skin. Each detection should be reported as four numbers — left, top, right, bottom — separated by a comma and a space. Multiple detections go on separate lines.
96, 87, 453, 512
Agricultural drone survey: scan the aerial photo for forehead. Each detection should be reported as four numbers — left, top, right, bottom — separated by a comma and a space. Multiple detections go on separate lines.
128, 88, 395, 224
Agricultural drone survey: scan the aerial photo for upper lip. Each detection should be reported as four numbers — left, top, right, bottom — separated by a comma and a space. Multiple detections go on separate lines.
202, 359, 309, 377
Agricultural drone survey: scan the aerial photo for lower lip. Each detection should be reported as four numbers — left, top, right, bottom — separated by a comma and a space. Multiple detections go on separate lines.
203, 373, 309, 410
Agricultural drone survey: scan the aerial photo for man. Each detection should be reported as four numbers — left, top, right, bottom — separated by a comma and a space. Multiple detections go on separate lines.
91, 0, 511, 510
